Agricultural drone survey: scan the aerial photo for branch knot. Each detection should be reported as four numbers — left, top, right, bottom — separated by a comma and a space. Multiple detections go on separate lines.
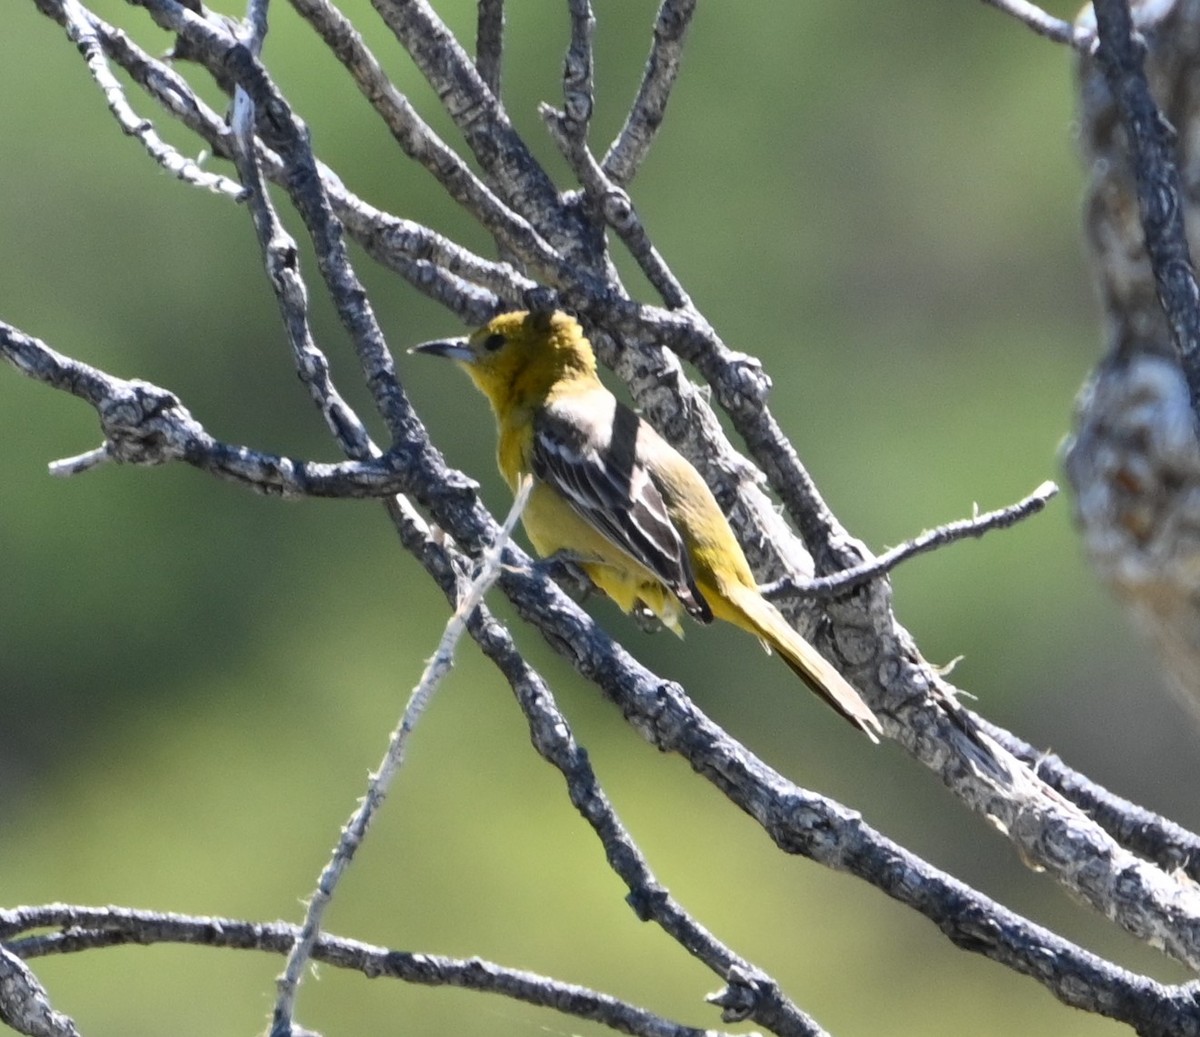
99, 380, 192, 466
711, 352, 771, 410
624, 885, 669, 922
705, 965, 763, 1023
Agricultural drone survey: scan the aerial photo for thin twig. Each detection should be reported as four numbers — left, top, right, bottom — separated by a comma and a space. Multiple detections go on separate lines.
762, 481, 1059, 602
63, 0, 505, 322
134, 0, 416, 444
542, 105, 692, 311
334, 196, 517, 309
54, 0, 243, 198
602, 0, 697, 186
271, 478, 532, 1035
369, 0, 566, 236
242, 0, 268, 49
468, 585, 829, 1037
0, 906, 728, 1037
286, 0, 580, 286
226, 63, 377, 460
977, 0, 1085, 46
47, 443, 112, 478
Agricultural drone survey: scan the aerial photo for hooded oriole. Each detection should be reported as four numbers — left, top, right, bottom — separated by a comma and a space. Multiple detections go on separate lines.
413, 310, 881, 740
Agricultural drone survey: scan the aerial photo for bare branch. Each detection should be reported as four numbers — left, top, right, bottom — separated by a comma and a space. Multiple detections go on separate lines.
474, 0, 503, 96
977, 715, 1200, 879
0, 907, 727, 1037
762, 481, 1060, 602
1092, 0, 1200, 413
334, 196, 521, 315
562, 0, 596, 144
0, 319, 463, 499
489, 564, 1200, 1033
227, 70, 377, 461
133, 0, 417, 446
287, 0, 521, 247
542, 105, 692, 311
285, 0, 604, 293
241, 0, 268, 51
46, 0, 243, 197
273, 480, 533, 1034
977, 0, 1085, 46
602, 0, 697, 186
368, 0, 569, 238
47, 443, 112, 478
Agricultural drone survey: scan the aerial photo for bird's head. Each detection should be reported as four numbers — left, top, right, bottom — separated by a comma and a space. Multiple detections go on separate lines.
412, 310, 597, 409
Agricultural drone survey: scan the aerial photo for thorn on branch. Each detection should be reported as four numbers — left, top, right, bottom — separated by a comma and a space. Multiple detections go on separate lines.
624, 884, 669, 922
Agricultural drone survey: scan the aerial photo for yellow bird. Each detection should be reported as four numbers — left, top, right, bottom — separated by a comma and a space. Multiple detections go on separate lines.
413, 310, 882, 740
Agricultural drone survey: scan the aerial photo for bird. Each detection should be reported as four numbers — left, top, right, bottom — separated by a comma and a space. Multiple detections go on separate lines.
412, 309, 882, 740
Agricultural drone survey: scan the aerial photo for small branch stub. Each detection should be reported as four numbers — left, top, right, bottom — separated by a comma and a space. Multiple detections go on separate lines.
706, 966, 763, 1025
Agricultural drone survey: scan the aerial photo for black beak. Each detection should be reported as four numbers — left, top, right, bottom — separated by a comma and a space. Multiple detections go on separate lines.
410, 337, 473, 362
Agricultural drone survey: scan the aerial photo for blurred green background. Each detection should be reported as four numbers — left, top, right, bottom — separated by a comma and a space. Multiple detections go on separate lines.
2, 1, 1195, 1034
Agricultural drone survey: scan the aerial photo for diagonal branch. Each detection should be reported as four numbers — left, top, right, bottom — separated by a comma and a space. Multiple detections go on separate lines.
47, 0, 243, 197
762, 481, 1060, 602
602, 0, 697, 186
272, 480, 534, 1036
978, 715, 1200, 880
367, 0, 567, 236
542, 104, 693, 311
39, 0, 505, 322
0, 320, 454, 499
977, 0, 1084, 46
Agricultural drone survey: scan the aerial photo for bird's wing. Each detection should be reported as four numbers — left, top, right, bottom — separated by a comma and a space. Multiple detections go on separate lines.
532, 395, 711, 621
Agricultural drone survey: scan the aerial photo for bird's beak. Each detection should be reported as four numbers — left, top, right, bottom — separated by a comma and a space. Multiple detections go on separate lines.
410, 336, 474, 362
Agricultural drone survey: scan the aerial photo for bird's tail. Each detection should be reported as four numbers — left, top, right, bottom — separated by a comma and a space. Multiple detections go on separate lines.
720, 583, 883, 742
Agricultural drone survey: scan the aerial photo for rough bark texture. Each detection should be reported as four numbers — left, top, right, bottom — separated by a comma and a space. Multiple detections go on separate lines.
1067, 0, 1200, 720
4, 2, 1200, 1036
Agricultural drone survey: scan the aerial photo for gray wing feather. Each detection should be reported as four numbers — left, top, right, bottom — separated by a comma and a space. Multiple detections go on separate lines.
532, 406, 711, 621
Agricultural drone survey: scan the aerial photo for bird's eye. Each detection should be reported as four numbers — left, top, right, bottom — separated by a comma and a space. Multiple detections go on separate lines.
482, 332, 505, 352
